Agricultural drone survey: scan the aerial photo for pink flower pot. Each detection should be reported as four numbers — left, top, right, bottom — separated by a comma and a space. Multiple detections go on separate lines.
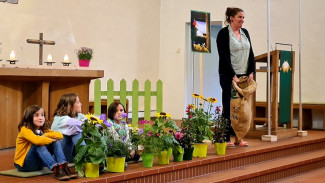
79, 59, 90, 67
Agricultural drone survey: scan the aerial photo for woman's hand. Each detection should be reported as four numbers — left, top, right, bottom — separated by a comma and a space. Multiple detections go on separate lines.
233, 75, 240, 83
130, 150, 135, 158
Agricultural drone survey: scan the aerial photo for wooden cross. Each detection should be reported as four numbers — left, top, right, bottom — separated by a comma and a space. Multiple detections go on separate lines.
26, 33, 55, 65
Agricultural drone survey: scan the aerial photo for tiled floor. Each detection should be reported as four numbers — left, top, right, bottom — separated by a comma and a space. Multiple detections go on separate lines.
1, 130, 325, 183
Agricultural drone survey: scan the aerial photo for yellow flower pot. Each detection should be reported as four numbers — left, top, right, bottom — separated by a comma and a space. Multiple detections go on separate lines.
158, 148, 172, 165
193, 143, 208, 157
214, 142, 226, 155
84, 163, 99, 178
106, 156, 126, 173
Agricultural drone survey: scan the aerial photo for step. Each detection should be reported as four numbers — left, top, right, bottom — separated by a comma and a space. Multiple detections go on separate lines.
178, 149, 325, 183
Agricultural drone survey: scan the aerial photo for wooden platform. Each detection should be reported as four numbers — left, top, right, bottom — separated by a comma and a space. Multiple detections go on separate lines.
1, 131, 325, 183
246, 127, 299, 139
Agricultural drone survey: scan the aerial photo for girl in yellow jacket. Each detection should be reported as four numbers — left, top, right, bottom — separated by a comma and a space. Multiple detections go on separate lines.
14, 105, 77, 181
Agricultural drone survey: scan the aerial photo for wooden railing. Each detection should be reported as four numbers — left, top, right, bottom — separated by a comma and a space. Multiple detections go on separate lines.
94, 79, 163, 126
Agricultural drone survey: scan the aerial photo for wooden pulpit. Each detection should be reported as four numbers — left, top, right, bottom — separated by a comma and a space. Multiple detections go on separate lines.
0, 67, 104, 149
246, 50, 298, 139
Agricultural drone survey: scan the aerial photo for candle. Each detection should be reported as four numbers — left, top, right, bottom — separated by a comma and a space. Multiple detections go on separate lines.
10, 51, 15, 60
64, 55, 69, 62
47, 54, 52, 62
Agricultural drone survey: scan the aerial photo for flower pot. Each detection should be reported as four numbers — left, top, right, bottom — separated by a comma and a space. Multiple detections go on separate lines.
158, 148, 172, 165
193, 143, 208, 158
84, 163, 99, 178
173, 146, 184, 162
142, 153, 155, 168
79, 59, 90, 67
183, 147, 194, 160
106, 156, 126, 173
215, 142, 227, 155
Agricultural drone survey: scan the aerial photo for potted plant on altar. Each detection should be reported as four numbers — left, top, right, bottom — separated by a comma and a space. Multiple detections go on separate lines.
171, 131, 184, 162
212, 106, 228, 155
74, 114, 107, 178
104, 133, 131, 173
152, 112, 180, 165
183, 94, 216, 157
137, 120, 161, 168
75, 47, 93, 67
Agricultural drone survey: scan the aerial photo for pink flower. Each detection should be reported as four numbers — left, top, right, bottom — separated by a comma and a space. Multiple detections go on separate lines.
138, 120, 151, 124
174, 132, 183, 140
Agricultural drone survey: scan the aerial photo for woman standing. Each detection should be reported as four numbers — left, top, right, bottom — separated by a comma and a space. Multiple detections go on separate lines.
216, 7, 255, 147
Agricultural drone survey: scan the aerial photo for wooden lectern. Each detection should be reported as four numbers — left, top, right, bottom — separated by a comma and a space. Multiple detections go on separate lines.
0, 67, 104, 149
246, 50, 298, 139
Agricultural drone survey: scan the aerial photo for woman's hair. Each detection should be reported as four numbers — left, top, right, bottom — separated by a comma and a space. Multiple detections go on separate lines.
53, 93, 79, 117
225, 7, 244, 24
107, 101, 125, 120
18, 105, 50, 132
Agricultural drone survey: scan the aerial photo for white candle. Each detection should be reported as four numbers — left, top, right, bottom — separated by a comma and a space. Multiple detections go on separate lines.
10, 51, 15, 60
64, 55, 69, 62
47, 54, 52, 62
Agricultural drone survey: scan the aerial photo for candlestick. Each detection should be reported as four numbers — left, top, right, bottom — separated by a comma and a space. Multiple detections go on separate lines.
10, 51, 15, 60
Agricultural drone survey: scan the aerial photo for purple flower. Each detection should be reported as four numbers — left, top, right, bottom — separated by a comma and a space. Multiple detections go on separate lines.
138, 128, 144, 135
122, 113, 128, 118
104, 122, 112, 128
109, 143, 113, 148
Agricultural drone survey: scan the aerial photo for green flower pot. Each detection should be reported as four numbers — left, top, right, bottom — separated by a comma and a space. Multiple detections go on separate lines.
142, 153, 155, 168
173, 147, 184, 162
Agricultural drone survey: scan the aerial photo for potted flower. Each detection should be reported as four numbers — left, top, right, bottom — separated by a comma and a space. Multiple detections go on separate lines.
137, 120, 161, 168
152, 112, 180, 165
171, 131, 184, 162
183, 94, 216, 157
175, 127, 195, 160
212, 106, 228, 155
104, 133, 131, 173
75, 47, 93, 67
74, 114, 106, 178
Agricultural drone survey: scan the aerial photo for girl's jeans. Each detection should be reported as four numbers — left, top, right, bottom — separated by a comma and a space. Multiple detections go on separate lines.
60, 133, 85, 163
14, 141, 66, 172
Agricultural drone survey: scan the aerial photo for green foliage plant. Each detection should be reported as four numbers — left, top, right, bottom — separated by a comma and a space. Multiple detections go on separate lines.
74, 114, 107, 175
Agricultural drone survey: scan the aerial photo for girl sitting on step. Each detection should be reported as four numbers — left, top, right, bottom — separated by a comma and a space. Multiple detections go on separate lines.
104, 101, 140, 162
14, 105, 77, 181
51, 93, 87, 163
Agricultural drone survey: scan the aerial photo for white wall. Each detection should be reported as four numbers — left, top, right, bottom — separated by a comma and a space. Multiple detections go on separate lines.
0, 0, 161, 103
1, 0, 324, 120
160, 0, 325, 119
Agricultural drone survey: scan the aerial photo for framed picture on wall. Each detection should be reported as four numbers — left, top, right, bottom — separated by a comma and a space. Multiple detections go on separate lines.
191, 10, 211, 53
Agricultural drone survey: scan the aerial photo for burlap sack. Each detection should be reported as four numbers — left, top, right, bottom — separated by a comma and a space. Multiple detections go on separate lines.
230, 76, 257, 141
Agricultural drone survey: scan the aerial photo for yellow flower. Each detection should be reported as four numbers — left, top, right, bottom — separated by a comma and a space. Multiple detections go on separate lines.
188, 104, 196, 109
155, 112, 161, 118
132, 127, 139, 133
85, 113, 103, 124
192, 93, 200, 98
128, 124, 132, 127
166, 113, 171, 118
198, 95, 204, 99
210, 98, 218, 103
